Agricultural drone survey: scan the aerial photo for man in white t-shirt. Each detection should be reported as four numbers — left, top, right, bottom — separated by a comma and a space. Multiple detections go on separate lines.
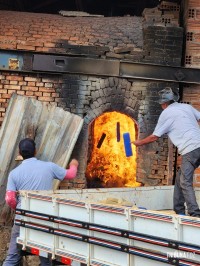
132, 87, 200, 217
3, 138, 79, 266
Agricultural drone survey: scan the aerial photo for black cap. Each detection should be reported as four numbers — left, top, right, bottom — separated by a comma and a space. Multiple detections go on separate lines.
19, 138, 36, 158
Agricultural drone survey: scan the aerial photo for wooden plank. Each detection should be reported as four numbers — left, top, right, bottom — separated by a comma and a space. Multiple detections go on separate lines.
0, 94, 83, 225
167, 139, 174, 185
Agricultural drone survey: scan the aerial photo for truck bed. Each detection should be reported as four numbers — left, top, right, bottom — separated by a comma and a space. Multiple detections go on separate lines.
16, 186, 200, 265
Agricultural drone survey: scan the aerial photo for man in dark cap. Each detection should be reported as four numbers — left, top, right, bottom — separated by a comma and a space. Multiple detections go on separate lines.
132, 87, 200, 218
4, 138, 79, 266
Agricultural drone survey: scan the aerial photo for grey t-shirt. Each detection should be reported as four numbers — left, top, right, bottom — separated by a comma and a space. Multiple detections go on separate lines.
153, 102, 200, 155
7, 157, 66, 208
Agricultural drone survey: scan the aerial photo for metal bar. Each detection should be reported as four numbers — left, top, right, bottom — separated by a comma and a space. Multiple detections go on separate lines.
32, 54, 200, 84
16, 208, 200, 255
14, 219, 173, 265
32, 54, 120, 76
119, 61, 200, 84
2, 50, 200, 84
15, 218, 200, 265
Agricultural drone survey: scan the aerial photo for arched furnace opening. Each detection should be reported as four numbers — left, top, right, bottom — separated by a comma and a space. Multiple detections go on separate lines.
86, 111, 142, 188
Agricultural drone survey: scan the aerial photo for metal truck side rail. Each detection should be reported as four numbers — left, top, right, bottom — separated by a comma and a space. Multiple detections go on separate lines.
15, 218, 200, 266
16, 208, 200, 265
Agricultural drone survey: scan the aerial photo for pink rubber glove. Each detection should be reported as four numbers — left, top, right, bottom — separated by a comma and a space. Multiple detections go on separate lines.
5, 191, 17, 209
64, 159, 79, 179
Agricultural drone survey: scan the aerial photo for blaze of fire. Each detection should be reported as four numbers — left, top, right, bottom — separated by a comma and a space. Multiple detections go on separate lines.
86, 111, 142, 188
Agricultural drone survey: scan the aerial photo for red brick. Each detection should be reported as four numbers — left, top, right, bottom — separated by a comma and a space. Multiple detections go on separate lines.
44, 83, 53, 88
34, 92, 43, 97
17, 44, 35, 51
43, 92, 51, 97
1, 93, 12, 99
33, 42, 44, 47
69, 37, 79, 41
6, 75, 23, 81
38, 96, 54, 102
42, 78, 57, 83
52, 93, 60, 97
0, 102, 8, 108
45, 43, 56, 48
32, 34, 43, 38
19, 82, 27, 86
0, 98, 6, 103
27, 82, 36, 86
26, 91, 34, 96
0, 89, 8, 93
24, 77, 39, 82
35, 47, 51, 52
16, 91, 25, 95
39, 87, 55, 92
36, 82, 44, 86
1, 80, 9, 85
10, 81, 18, 85
0, 43, 16, 49
8, 89, 19, 94
4, 85, 21, 90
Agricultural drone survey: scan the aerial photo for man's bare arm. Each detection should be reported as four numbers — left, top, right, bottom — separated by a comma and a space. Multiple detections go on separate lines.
132, 134, 159, 147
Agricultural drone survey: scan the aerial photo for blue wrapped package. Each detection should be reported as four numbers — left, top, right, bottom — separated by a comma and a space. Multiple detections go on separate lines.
123, 132, 133, 157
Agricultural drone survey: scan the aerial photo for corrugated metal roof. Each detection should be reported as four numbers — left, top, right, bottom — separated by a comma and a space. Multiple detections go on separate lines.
0, 93, 83, 223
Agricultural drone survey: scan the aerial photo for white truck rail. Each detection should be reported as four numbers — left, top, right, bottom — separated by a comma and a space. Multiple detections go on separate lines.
16, 186, 200, 265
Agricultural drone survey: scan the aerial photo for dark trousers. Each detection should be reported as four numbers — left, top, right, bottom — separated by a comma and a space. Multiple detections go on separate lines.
174, 147, 200, 216
3, 224, 52, 266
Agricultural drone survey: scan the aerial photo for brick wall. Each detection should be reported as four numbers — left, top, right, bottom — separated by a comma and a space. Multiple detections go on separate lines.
143, 26, 183, 66
0, 11, 143, 58
0, 10, 183, 62
0, 70, 179, 188
182, 0, 200, 187
58, 76, 178, 188
184, 0, 200, 68
0, 73, 61, 122
0, 6, 184, 188
182, 85, 200, 186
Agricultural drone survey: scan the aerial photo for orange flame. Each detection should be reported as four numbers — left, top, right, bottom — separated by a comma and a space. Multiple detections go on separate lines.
86, 111, 142, 188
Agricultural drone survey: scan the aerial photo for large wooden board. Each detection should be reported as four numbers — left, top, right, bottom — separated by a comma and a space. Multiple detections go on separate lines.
0, 93, 83, 224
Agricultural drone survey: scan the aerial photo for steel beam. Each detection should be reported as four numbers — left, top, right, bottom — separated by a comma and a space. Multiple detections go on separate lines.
1, 50, 200, 84
119, 61, 200, 84
32, 54, 200, 84
33, 54, 120, 77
